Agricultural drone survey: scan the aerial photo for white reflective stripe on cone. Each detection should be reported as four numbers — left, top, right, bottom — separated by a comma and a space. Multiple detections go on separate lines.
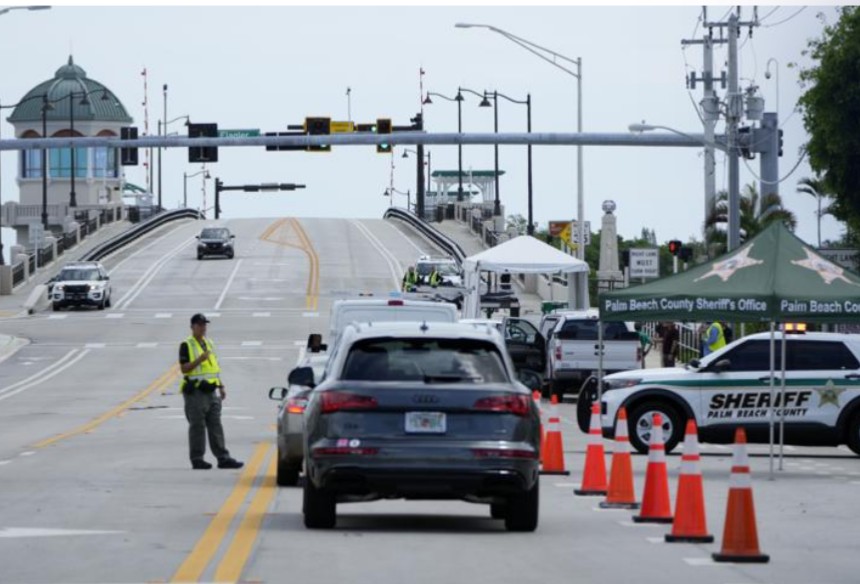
648, 415, 665, 462
683, 432, 699, 454
730, 467, 753, 489
680, 457, 701, 475
733, 443, 750, 467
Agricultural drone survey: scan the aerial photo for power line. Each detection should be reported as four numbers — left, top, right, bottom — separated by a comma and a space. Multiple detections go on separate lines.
763, 6, 807, 28
742, 148, 808, 185
758, 6, 781, 22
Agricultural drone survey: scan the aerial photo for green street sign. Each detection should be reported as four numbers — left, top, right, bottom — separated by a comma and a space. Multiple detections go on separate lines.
218, 129, 260, 138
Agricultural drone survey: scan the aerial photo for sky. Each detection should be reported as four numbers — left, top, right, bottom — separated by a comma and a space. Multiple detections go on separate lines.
0, 5, 844, 263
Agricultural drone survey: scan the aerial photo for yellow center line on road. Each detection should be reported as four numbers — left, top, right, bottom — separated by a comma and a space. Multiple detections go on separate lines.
33, 365, 180, 449
212, 451, 278, 583
170, 442, 272, 583
258, 217, 320, 311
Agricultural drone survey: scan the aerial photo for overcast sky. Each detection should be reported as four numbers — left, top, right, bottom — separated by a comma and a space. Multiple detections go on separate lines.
0, 5, 843, 262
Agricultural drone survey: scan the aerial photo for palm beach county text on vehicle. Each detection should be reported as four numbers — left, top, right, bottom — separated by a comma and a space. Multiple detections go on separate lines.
781, 299, 860, 314
604, 298, 768, 313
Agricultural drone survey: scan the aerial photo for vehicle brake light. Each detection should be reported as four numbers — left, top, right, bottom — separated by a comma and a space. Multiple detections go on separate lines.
313, 447, 379, 456
320, 391, 378, 413
286, 397, 307, 414
473, 394, 530, 416
388, 299, 404, 306
472, 448, 538, 459
555, 345, 562, 360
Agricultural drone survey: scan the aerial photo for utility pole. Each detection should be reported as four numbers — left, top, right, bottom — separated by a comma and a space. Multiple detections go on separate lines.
695, 6, 759, 251
414, 112, 425, 219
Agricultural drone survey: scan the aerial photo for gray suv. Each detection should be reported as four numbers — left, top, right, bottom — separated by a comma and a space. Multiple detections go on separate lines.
300, 321, 541, 531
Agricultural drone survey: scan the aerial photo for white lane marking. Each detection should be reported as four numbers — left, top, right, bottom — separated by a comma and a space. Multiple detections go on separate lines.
302, 312, 319, 318
136, 342, 158, 348
0, 528, 125, 539
208, 312, 221, 318
0, 460, 12, 466
214, 258, 244, 311
682, 558, 723, 567
47, 314, 67, 320
293, 341, 306, 346
155, 313, 172, 319
552, 483, 579, 488
241, 341, 263, 347
252, 312, 271, 317
617, 521, 653, 527
114, 234, 197, 309
107, 220, 192, 275
105, 313, 125, 319
0, 350, 87, 403
646, 537, 665, 544
84, 343, 106, 349
350, 220, 402, 290
19, 451, 35, 457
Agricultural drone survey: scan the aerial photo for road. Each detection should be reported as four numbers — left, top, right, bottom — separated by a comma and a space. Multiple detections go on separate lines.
1, 216, 858, 584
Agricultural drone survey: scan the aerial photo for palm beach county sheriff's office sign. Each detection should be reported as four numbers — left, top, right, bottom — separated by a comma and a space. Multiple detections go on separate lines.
599, 222, 860, 323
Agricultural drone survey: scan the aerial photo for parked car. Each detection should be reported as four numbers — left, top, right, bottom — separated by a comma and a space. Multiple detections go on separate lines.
415, 255, 463, 287
196, 227, 235, 259
50, 261, 112, 311
300, 321, 541, 531
546, 310, 640, 398
601, 331, 860, 455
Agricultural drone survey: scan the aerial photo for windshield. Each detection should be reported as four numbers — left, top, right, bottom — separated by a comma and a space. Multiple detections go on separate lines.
201, 228, 229, 239
58, 269, 100, 282
341, 338, 509, 383
416, 262, 459, 276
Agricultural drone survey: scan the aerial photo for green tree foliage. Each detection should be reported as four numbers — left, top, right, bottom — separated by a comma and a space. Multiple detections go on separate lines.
703, 184, 797, 256
505, 213, 528, 236
798, 7, 860, 232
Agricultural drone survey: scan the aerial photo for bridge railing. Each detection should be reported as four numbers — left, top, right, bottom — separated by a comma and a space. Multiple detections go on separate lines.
383, 206, 466, 265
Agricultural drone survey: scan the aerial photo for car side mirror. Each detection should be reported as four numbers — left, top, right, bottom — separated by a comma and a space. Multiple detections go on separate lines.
688, 358, 701, 369
288, 366, 315, 388
230, 234, 236, 238
712, 359, 731, 373
268, 386, 288, 401
195, 235, 200, 239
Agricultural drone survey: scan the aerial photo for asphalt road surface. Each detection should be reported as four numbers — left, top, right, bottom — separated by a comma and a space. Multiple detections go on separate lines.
1, 217, 858, 584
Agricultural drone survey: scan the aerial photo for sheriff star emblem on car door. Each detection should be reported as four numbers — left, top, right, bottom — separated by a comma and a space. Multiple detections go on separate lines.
813, 380, 847, 407
695, 244, 764, 283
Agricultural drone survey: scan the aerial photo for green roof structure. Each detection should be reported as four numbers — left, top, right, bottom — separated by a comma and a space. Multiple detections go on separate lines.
431, 170, 505, 178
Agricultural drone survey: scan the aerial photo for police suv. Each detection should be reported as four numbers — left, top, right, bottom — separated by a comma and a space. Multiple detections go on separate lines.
599, 331, 860, 455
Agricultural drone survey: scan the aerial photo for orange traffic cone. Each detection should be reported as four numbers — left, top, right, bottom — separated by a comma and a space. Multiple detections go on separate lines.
599, 407, 640, 509
533, 390, 545, 455
632, 413, 673, 523
666, 419, 714, 543
712, 428, 769, 563
540, 395, 570, 476
574, 402, 608, 496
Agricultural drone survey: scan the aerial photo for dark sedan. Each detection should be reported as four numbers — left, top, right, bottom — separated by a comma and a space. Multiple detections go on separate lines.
196, 227, 235, 259
300, 321, 541, 532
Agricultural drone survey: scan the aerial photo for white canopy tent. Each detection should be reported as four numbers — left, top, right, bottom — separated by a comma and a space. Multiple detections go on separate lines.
462, 236, 590, 318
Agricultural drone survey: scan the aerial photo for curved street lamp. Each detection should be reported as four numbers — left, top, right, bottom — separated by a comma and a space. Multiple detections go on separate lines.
184, 168, 209, 209
423, 91, 465, 201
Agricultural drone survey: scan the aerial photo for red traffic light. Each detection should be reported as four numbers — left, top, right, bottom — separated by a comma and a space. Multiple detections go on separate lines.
668, 240, 682, 256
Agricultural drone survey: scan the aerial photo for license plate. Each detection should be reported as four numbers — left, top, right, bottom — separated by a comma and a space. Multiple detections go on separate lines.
405, 411, 447, 434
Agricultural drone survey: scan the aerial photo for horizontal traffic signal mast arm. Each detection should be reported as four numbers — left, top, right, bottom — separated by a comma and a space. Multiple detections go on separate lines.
0, 131, 728, 151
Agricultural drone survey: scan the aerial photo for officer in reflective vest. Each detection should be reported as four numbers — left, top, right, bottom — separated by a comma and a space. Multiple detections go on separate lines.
179, 313, 244, 470
402, 265, 418, 291
702, 321, 727, 356
428, 267, 441, 287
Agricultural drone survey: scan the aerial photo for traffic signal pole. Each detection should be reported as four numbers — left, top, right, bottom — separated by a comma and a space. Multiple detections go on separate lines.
214, 179, 307, 219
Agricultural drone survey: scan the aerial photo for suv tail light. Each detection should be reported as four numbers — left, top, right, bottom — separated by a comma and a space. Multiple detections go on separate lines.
473, 394, 530, 416
313, 446, 379, 456
320, 391, 378, 413
286, 397, 308, 414
388, 299, 404, 306
555, 344, 562, 360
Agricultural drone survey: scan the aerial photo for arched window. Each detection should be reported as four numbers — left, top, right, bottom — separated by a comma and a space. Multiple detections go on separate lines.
93, 130, 118, 178
20, 130, 42, 178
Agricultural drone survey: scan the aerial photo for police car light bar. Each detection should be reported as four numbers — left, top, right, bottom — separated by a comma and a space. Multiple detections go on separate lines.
782, 323, 807, 334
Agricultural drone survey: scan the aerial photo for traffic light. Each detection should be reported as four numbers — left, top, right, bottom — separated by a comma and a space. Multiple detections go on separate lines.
376, 118, 392, 154
305, 117, 331, 152
668, 240, 682, 256
679, 246, 694, 262
188, 123, 218, 163
120, 126, 138, 166
778, 128, 784, 157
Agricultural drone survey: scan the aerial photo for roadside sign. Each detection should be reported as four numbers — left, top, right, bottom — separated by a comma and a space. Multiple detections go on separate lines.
330, 121, 355, 134
548, 220, 568, 237
817, 248, 859, 271
558, 221, 591, 249
629, 248, 659, 278
218, 129, 260, 138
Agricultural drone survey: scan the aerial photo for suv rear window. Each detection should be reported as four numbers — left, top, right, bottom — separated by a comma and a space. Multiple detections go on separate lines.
556, 320, 631, 341
788, 341, 860, 370
342, 338, 508, 383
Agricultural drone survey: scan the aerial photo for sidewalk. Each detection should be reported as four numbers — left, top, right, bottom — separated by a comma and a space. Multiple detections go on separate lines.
0, 219, 132, 316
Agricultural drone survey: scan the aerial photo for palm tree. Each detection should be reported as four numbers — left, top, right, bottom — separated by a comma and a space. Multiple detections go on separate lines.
797, 177, 834, 247
703, 184, 797, 257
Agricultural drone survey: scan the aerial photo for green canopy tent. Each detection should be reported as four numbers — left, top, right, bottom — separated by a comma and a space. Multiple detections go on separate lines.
597, 222, 860, 475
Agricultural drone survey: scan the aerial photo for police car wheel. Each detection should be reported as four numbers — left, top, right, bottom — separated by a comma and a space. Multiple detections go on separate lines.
628, 402, 683, 454
277, 459, 301, 487
846, 412, 860, 456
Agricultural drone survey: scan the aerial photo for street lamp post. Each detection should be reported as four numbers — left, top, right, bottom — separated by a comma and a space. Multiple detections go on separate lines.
424, 91, 464, 201
384, 187, 411, 211
41, 95, 52, 230
485, 90, 532, 232
402, 148, 431, 201
459, 88, 493, 213
67, 89, 112, 209
184, 169, 209, 209
456, 23, 585, 306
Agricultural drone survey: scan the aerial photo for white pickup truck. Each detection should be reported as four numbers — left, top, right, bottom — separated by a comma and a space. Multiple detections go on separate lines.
546, 309, 641, 398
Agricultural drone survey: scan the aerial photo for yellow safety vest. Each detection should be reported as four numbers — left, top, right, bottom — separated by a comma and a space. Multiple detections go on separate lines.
429, 270, 440, 287
707, 322, 727, 354
183, 336, 222, 390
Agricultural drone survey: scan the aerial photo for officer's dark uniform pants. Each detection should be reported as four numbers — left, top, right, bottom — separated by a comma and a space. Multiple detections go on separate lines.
183, 388, 230, 462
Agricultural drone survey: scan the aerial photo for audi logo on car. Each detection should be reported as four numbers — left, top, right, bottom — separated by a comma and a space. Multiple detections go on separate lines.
412, 394, 440, 404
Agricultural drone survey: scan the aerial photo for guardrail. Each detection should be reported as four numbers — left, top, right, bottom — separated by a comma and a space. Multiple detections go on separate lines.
11, 262, 25, 287
81, 207, 204, 262
383, 206, 467, 264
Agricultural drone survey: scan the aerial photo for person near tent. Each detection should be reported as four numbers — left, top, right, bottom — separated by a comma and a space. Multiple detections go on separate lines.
634, 323, 652, 368
702, 321, 727, 356
660, 321, 680, 367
